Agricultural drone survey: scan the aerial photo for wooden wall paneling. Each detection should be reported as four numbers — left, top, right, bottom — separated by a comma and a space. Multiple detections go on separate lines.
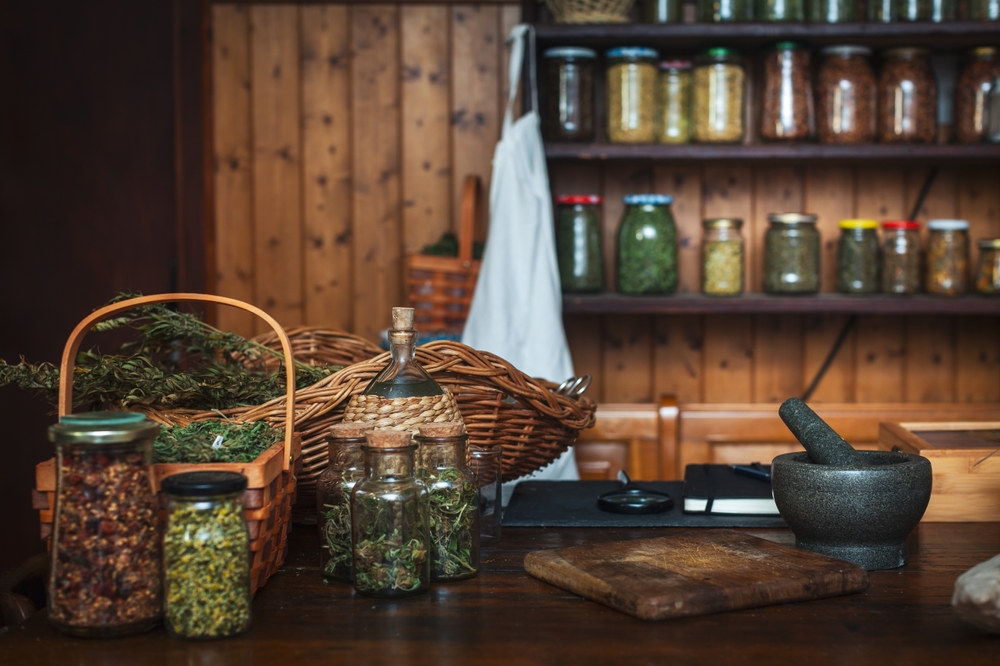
601, 163, 654, 290
301, 5, 352, 330
702, 166, 753, 290
653, 166, 702, 293
250, 5, 303, 332
653, 314, 704, 403
211, 5, 255, 337
804, 166, 855, 293
749, 166, 804, 292
451, 5, 500, 242
564, 314, 604, 402
498, 4, 521, 121
802, 315, 856, 402
350, 5, 402, 339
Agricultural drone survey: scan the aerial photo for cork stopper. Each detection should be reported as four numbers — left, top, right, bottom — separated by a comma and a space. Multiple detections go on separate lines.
417, 422, 466, 439
366, 429, 413, 449
392, 307, 414, 331
329, 422, 373, 440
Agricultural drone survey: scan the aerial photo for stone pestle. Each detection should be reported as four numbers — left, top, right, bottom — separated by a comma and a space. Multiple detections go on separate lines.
778, 397, 871, 468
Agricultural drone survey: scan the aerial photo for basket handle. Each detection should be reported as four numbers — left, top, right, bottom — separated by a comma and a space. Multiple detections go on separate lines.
58, 293, 296, 472
458, 175, 481, 264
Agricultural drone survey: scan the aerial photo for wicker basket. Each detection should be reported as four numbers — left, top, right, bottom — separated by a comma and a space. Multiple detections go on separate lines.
545, 0, 635, 23
32, 293, 303, 595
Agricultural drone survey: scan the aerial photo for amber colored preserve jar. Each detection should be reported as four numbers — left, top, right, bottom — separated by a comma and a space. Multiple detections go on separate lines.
816, 46, 876, 144
878, 48, 937, 144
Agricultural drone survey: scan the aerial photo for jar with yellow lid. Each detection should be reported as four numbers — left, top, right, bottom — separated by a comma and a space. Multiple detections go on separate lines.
701, 218, 744, 296
975, 238, 1000, 295
837, 219, 879, 294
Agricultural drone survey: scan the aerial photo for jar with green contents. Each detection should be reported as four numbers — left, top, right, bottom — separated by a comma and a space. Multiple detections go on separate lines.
764, 213, 820, 294
657, 60, 692, 144
317, 423, 371, 582
702, 218, 745, 296
836, 219, 880, 294
880, 220, 922, 294
606, 47, 659, 143
692, 48, 746, 144
162, 471, 251, 640
896, 0, 955, 21
970, 0, 1000, 20
757, 0, 804, 20
869, 0, 896, 20
617, 194, 678, 294
926, 219, 970, 296
698, 0, 752, 21
556, 195, 604, 292
644, 0, 683, 22
810, 0, 856, 22
975, 239, 1000, 294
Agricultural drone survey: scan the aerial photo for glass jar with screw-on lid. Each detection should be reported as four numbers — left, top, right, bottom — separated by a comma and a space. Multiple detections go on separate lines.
556, 195, 604, 292
990, 77, 1000, 142
764, 213, 821, 294
969, 0, 1000, 19
543, 47, 596, 143
926, 219, 970, 296
881, 220, 922, 294
692, 48, 746, 144
757, 0, 804, 21
657, 60, 692, 144
810, 0, 857, 22
702, 218, 745, 296
878, 48, 937, 144
896, 0, 955, 21
617, 194, 678, 294
869, 0, 896, 20
606, 47, 659, 143
836, 219, 880, 294
955, 47, 1000, 144
645, 0, 684, 21
816, 46, 876, 144
975, 239, 1000, 295
698, 0, 752, 21
760, 42, 815, 142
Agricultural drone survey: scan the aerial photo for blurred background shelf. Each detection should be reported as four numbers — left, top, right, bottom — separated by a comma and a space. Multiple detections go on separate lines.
545, 143, 1000, 161
562, 293, 1000, 314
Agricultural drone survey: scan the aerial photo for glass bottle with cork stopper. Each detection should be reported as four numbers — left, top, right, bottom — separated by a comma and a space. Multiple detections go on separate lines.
317, 422, 373, 582
366, 307, 444, 398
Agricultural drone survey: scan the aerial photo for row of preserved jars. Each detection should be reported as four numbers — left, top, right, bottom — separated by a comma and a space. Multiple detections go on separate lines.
643, 0, 999, 21
544, 44, 1000, 145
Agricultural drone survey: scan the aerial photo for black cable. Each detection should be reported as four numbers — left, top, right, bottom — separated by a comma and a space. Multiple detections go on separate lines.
801, 315, 857, 402
908, 167, 939, 222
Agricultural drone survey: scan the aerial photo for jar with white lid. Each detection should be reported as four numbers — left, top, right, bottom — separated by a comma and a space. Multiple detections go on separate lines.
926, 219, 970, 296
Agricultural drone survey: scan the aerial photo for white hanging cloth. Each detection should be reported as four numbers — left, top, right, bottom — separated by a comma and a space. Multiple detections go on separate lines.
461, 24, 578, 489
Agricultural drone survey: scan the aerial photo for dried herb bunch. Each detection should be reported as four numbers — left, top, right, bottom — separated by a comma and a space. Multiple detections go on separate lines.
420, 467, 479, 580
321, 503, 353, 580
154, 420, 281, 464
352, 492, 429, 595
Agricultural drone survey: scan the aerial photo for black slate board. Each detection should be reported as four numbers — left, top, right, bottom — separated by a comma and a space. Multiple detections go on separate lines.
502, 481, 787, 528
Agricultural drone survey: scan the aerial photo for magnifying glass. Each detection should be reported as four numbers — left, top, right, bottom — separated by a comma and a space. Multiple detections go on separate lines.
597, 471, 674, 515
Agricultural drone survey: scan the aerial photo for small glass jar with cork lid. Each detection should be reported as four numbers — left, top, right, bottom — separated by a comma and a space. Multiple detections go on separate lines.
701, 218, 745, 296
317, 422, 373, 582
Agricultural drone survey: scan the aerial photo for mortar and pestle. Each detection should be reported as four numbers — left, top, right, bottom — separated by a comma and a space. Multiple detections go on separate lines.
771, 398, 932, 571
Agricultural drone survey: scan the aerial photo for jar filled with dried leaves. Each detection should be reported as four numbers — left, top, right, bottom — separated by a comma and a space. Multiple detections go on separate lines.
756, 0, 804, 21
881, 221, 922, 294
810, 0, 857, 22
975, 239, 1000, 294
926, 219, 970, 295
657, 60, 692, 144
543, 47, 597, 143
701, 218, 745, 296
617, 194, 678, 294
896, 0, 955, 21
969, 0, 1000, 19
836, 219, 880, 294
955, 47, 1000, 144
645, 0, 684, 22
816, 46, 876, 144
697, 0, 752, 21
318, 423, 372, 582
878, 48, 938, 144
607, 47, 660, 143
869, 0, 896, 20
692, 48, 746, 143
556, 195, 605, 292
760, 42, 815, 142
47, 412, 162, 637
764, 213, 821, 294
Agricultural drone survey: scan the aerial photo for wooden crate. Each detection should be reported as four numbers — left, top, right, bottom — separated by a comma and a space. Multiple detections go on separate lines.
879, 422, 1000, 522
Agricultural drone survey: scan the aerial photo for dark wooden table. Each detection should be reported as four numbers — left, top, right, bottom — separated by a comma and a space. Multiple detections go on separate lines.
3, 523, 999, 665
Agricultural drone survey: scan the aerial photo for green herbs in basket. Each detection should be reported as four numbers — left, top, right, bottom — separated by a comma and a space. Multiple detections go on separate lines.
154, 420, 281, 464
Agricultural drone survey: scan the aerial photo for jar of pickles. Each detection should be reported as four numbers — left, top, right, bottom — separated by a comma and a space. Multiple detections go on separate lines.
318, 422, 371, 581
878, 48, 937, 144
697, 0, 752, 21
757, 0, 804, 21
607, 47, 659, 143
702, 218, 745, 296
926, 219, 970, 295
836, 219, 880, 294
692, 48, 746, 143
810, 0, 857, 22
816, 46, 876, 144
969, 0, 1000, 19
975, 239, 1000, 294
764, 213, 820, 294
556, 195, 604, 292
760, 42, 815, 142
955, 47, 1000, 144
657, 60, 692, 144
881, 220, 922, 294
543, 47, 596, 143
617, 194, 678, 294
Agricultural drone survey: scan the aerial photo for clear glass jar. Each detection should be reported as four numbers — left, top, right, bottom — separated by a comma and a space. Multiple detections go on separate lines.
764, 213, 821, 294
617, 194, 678, 294
702, 218, 745, 296
162, 471, 251, 640
47, 412, 162, 637
698, 0, 752, 21
881, 221, 922, 294
352, 431, 430, 597
606, 47, 659, 143
869, 0, 896, 20
836, 219, 880, 294
990, 78, 1000, 142
365, 307, 444, 398
757, 0, 805, 20
969, 0, 1000, 19
955, 47, 1000, 144
556, 195, 604, 292
317, 423, 370, 582
657, 60, 692, 144
644, 0, 683, 22
926, 219, 970, 295
810, 0, 857, 21
543, 47, 596, 143
692, 48, 746, 144
816, 46, 877, 144
896, 0, 955, 21
416, 424, 480, 581
469, 445, 502, 545
975, 238, 1000, 294
760, 42, 815, 142
878, 48, 938, 144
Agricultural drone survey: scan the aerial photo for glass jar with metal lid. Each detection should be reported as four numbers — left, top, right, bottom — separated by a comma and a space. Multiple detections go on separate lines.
318, 422, 372, 582
760, 42, 815, 142
896, 0, 955, 21
543, 47, 596, 143
878, 48, 937, 144
47, 411, 162, 637
757, 0, 804, 21
836, 219, 880, 294
162, 471, 251, 640
657, 60, 692, 144
764, 213, 821, 294
869, 0, 896, 20
697, 0, 752, 21
645, 0, 683, 22
990, 78, 1000, 142
606, 47, 659, 143
617, 194, 678, 294
816, 46, 876, 144
692, 48, 746, 144
810, 0, 857, 22
926, 219, 970, 295
881, 220, 922, 294
955, 47, 1000, 144
975, 238, 1000, 295
702, 218, 745, 296
969, 0, 1000, 20
556, 194, 604, 292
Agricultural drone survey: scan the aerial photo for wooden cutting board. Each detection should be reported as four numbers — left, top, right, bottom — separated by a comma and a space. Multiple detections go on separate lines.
523, 529, 869, 621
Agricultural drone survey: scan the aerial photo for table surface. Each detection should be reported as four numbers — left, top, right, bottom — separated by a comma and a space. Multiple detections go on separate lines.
2, 523, 999, 665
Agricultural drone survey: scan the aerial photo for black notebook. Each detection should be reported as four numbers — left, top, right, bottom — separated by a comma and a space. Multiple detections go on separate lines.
682, 464, 779, 515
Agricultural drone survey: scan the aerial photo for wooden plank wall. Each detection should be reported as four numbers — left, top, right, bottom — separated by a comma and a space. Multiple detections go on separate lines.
211, 4, 1000, 404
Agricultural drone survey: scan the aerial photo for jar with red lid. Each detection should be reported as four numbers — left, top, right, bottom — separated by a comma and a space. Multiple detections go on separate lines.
880, 220, 921, 294
555, 195, 604, 292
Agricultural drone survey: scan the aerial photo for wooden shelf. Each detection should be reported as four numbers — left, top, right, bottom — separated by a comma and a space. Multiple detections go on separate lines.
562, 292, 1000, 315
546, 143, 1000, 161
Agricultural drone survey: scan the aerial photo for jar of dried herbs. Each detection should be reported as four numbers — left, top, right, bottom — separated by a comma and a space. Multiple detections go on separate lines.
697, 0, 752, 21
760, 42, 815, 142
47, 412, 162, 637
810, 0, 857, 22
701, 218, 745, 296
692, 48, 745, 143
617, 194, 678, 295
955, 47, 1000, 144
416, 423, 479, 581
975, 239, 1000, 294
657, 60, 692, 144
606, 47, 659, 143
878, 48, 937, 144
836, 219, 880, 294
352, 430, 430, 597
816, 46, 876, 145
556, 195, 604, 292
970, 0, 1000, 19
764, 213, 821, 294
869, 0, 896, 20
926, 219, 970, 296
881, 220, 922, 295
644, 0, 683, 22
543, 47, 596, 143
896, 0, 955, 21
757, 0, 804, 21
317, 423, 372, 582
162, 471, 251, 640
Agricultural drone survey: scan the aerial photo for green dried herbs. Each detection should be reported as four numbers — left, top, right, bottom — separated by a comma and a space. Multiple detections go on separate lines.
352, 491, 430, 597
321, 502, 353, 580
617, 198, 678, 295
836, 224, 879, 294
764, 215, 820, 294
154, 420, 280, 464
421, 467, 479, 580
